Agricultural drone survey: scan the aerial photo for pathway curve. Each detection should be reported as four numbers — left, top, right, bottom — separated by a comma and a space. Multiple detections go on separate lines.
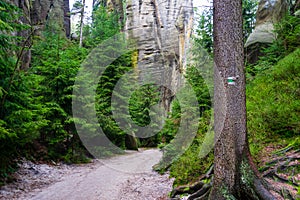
0, 149, 173, 200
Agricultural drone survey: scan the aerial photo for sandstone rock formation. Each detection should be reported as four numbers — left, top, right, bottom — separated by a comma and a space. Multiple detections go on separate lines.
107, 0, 124, 23
9, 0, 70, 69
125, 0, 194, 111
30, 0, 70, 36
245, 0, 288, 64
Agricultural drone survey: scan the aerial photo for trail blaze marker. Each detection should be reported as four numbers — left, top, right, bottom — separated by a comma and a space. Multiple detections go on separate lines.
227, 77, 236, 85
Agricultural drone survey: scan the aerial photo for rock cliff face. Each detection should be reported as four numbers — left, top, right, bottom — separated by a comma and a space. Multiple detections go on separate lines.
31, 0, 70, 36
9, 0, 70, 69
125, 0, 194, 111
10, 0, 70, 36
245, 0, 288, 64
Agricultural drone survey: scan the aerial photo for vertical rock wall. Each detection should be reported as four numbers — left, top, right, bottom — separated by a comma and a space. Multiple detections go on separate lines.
11, 0, 70, 36
9, 0, 70, 69
125, 0, 194, 111
31, 0, 70, 36
107, 0, 124, 23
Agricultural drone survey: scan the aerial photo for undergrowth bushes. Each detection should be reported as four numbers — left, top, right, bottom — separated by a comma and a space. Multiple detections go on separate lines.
247, 48, 300, 158
165, 14, 300, 186
168, 110, 214, 186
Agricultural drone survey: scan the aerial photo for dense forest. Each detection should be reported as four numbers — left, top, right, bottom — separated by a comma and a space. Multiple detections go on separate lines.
0, 0, 299, 199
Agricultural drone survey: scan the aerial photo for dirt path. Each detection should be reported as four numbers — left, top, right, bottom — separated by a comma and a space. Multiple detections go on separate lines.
0, 149, 173, 200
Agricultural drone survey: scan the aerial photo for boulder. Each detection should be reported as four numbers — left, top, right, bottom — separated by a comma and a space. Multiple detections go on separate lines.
245, 0, 288, 64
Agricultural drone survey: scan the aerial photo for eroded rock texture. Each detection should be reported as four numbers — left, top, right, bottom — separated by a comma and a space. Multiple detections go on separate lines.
9, 0, 70, 69
125, 0, 194, 111
245, 0, 288, 64
30, 0, 70, 36
9, 0, 70, 36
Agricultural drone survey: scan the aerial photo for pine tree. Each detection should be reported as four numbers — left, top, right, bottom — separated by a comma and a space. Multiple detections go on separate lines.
210, 0, 276, 199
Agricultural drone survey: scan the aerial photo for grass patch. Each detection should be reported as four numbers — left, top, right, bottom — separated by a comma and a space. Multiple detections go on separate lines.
247, 48, 300, 161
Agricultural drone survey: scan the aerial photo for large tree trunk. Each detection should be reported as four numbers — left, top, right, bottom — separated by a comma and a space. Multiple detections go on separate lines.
210, 0, 276, 199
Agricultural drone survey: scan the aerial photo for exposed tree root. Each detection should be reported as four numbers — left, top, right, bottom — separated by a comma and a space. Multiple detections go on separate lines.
262, 155, 300, 175
187, 182, 211, 200
170, 181, 212, 200
252, 178, 277, 200
281, 188, 294, 200
170, 165, 213, 199
170, 170, 276, 200
170, 147, 299, 200
260, 148, 300, 199
170, 181, 204, 198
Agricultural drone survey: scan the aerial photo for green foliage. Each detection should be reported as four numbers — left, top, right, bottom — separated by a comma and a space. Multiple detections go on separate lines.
154, 32, 214, 184
72, 0, 84, 12
0, 1, 28, 51
185, 66, 211, 113
157, 99, 181, 146
155, 62, 213, 185
129, 84, 161, 146
71, 7, 133, 154
95, 51, 162, 150
195, 8, 213, 54
240, 160, 258, 199
221, 186, 238, 200
246, 15, 300, 155
274, 14, 300, 54
169, 111, 214, 186
84, 5, 121, 48
254, 14, 300, 73
31, 26, 88, 161
242, 0, 257, 41
195, 0, 257, 54
0, 0, 45, 180
247, 48, 300, 157
129, 84, 159, 127
95, 54, 133, 150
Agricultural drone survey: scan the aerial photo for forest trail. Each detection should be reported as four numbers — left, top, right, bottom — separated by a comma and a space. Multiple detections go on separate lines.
1, 149, 173, 200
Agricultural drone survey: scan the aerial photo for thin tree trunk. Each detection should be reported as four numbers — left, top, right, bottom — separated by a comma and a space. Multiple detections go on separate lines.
79, 0, 85, 47
64, 0, 71, 38
92, 0, 97, 7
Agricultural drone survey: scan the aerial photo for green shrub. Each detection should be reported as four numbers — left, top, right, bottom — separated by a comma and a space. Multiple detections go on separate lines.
257, 14, 300, 68
0, 1, 44, 179
247, 14, 300, 78
169, 110, 214, 186
247, 48, 300, 157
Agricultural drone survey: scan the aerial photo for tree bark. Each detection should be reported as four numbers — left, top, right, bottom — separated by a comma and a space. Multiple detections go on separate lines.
79, 0, 85, 47
210, 0, 276, 199
64, 0, 71, 38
